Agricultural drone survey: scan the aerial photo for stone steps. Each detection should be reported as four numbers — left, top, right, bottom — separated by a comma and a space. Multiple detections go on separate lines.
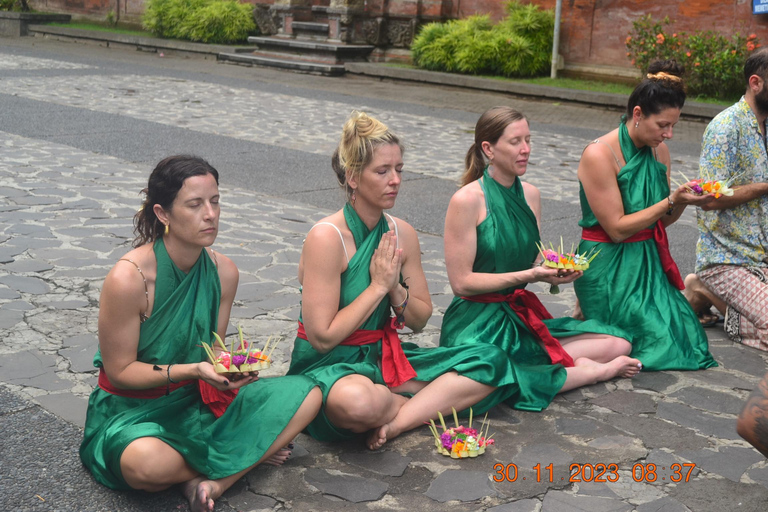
218, 51, 345, 76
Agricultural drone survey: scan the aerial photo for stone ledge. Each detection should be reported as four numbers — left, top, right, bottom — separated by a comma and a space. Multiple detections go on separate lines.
27, 24, 253, 57
344, 62, 725, 121
0, 12, 71, 37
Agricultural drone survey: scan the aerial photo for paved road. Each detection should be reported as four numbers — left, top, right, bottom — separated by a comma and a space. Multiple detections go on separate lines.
1, 37, 767, 512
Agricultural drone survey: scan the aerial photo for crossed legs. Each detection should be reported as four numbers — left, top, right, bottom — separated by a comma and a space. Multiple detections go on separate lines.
120, 387, 322, 512
324, 372, 495, 451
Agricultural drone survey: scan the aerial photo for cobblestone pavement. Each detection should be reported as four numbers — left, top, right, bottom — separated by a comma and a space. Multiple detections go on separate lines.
1, 40, 767, 512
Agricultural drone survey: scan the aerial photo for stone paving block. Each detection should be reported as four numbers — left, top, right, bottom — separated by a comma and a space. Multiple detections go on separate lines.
72, 237, 126, 252
0, 300, 33, 311
3, 236, 62, 251
670, 386, 745, 415
560, 382, 612, 402
631, 372, 678, 393
513, 443, 573, 468
0, 308, 24, 328
34, 392, 88, 428
746, 464, 768, 490
677, 446, 765, 482
541, 490, 632, 511
303, 468, 388, 503
605, 415, 709, 452
424, 470, 497, 502
41, 299, 90, 310
0, 274, 50, 294
635, 496, 692, 512
6, 223, 55, 237
0, 246, 22, 264
225, 491, 277, 511
590, 390, 657, 415
708, 345, 768, 377
236, 281, 283, 301
575, 481, 619, 498
688, 368, 758, 390
61, 344, 98, 373
587, 435, 647, 460
340, 450, 412, 477
486, 498, 540, 512
665, 475, 768, 511
0, 350, 71, 391
2, 259, 54, 273
655, 401, 740, 440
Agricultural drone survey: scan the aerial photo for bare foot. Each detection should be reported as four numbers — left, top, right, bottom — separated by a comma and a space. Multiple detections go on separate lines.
366, 422, 404, 451
264, 444, 293, 466
574, 356, 642, 380
606, 355, 642, 378
181, 477, 217, 512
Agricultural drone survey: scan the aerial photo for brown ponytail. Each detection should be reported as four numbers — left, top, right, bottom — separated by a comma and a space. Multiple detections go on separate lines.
461, 107, 528, 187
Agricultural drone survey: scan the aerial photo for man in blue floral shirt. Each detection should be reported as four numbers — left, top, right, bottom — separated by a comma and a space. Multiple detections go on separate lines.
685, 48, 768, 351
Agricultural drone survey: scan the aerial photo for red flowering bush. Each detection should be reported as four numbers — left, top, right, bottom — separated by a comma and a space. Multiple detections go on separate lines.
626, 14, 760, 100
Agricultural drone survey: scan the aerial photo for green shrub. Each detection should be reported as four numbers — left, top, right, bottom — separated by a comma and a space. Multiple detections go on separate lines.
625, 14, 758, 100
143, 0, 256, 44
181, 1, 256, 44
411, 1, 553, 78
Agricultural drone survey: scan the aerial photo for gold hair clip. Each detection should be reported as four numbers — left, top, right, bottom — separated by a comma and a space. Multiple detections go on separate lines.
646, 72, 682, 82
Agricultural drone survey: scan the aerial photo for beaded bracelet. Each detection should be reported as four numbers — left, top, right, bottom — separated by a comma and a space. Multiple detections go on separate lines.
392, 282, 409, 327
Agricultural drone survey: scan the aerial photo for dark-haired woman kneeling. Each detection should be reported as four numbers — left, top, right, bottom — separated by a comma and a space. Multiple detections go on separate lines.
79, 156, 321, 512
574, 60, 718, 371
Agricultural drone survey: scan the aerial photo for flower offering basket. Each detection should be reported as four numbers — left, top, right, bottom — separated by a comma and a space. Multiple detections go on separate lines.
675, 171, 739, 199
537, 237, 601, 272
201, 326, 281, 374
427, 407, 495, 459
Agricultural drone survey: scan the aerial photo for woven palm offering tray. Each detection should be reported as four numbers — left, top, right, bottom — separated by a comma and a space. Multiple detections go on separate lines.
428, 408, 495, 459
201, 327, 280, 373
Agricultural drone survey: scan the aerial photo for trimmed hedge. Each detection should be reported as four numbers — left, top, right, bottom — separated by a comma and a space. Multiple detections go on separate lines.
143, 0, 257, 45
411, 1, 554, 78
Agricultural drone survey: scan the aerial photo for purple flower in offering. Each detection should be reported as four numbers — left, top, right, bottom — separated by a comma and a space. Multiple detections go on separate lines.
232, 354, 247, 366
543, 250, 559, 263
441, 431, 454, 450
691, 184, 703, 195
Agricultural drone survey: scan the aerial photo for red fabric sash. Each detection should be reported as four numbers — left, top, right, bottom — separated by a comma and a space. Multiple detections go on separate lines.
198, 380, 238, 418
297, 319, 417, 388
581, 220, 684, 290
97, 368, 193, 399
462, 290, 575, 367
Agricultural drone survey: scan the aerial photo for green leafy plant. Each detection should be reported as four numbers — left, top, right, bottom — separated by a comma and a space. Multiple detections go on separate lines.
143, 0, 257, 44
1, 0, 30, 11
105, 9, 117, 27
626, 14, 759, 100
411, 1, 554, 78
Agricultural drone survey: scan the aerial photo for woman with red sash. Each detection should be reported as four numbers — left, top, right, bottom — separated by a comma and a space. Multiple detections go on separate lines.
79, 156, 321, 512
575, 60, 717, 371
440, 107, 642, 411
287, 112, 517, 450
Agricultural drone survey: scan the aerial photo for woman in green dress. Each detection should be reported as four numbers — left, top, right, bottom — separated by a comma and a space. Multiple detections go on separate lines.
288, 112, 516, 449
574, 60, 717, 371
80, 156, 321, 512
440, 107, 642, 410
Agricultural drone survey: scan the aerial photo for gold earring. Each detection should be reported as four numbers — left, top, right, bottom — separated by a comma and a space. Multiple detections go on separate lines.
164, 224, 169, 236
351, 191, 356, 207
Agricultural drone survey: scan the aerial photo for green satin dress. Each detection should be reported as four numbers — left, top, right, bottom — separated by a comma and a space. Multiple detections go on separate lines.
440, 170, 632, 410
573, 122, 717, 371
288, 204, 516, 442
80, 238, 317, 490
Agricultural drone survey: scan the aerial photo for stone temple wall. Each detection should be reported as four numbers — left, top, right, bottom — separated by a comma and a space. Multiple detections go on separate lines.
26, 0, 768, 70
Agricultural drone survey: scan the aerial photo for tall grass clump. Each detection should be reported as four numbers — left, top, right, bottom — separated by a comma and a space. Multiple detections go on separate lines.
411, 1, 554, 78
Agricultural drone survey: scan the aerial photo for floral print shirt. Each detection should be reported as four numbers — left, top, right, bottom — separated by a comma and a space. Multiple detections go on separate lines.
695, 97, 768, 272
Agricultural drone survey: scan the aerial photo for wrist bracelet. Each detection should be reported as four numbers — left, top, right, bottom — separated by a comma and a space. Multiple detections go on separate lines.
666, 196, 675, 216
392, 286, 409, 310
167, 363, 179, 384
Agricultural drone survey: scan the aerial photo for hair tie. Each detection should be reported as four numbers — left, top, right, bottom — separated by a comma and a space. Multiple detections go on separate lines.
646, 72, 682, 82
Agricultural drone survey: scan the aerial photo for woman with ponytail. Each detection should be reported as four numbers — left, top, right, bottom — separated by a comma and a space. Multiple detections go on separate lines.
80, 155, 321, 512
440, 107, 642, 413
288, 111, 517, 449
574, 60, 717, 371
